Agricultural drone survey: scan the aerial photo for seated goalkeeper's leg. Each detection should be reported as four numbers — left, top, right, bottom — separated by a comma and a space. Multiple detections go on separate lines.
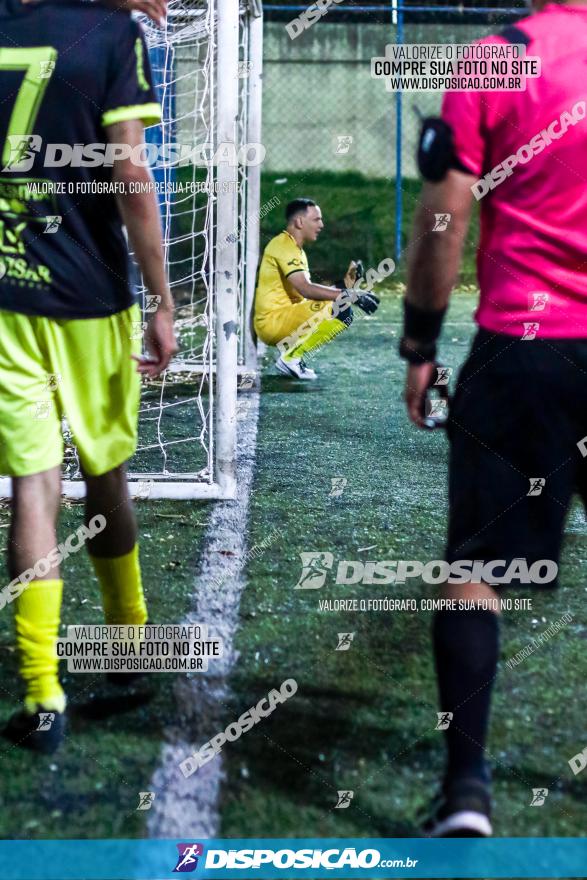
257, 300, 354, 381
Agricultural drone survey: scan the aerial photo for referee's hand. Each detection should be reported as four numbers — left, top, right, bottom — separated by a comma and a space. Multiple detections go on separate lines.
134, 309, 178, 378
404, 361, 437, 428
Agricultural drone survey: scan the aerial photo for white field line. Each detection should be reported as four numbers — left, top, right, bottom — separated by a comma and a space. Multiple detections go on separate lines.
147, 388, 260, 838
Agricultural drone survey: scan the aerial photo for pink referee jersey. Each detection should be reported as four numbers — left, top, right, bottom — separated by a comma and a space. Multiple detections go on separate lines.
442, 3, 587, 338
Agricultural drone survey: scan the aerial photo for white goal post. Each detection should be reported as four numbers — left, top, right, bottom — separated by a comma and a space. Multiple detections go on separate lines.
0, 0, 263, 502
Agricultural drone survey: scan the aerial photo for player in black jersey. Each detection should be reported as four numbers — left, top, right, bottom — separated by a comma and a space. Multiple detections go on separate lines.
0, 0, 177, 752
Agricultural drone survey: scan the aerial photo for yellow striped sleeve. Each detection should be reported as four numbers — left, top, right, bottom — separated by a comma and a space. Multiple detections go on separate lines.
102, 102, 162, 129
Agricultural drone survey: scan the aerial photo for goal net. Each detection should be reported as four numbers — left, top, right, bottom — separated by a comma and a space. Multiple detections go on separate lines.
57, 0, 262, 501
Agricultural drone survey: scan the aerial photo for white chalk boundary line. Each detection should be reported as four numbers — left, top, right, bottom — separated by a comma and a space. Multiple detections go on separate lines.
148, 387, 260, 838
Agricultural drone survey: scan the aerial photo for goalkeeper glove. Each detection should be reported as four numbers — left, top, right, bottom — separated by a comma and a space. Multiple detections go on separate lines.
355, 292, 380, 315
343, 260, 358, 290
336, 259, 364, 291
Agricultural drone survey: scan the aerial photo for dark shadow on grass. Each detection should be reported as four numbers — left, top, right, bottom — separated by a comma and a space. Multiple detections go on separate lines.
71, 687, 154, 721
261, 376, 326, 394
223, 674, 438, 836
493, 761, 583, 803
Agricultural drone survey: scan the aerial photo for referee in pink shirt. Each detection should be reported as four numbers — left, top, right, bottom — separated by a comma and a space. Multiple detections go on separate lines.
401, 0, 587, 837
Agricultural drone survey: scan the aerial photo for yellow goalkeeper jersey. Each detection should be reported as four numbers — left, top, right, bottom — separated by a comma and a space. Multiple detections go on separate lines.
254, 231, 309, 321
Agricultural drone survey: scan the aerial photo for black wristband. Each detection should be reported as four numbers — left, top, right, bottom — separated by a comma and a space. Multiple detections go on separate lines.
403, 299, 447, 345
399, 337, 437, 365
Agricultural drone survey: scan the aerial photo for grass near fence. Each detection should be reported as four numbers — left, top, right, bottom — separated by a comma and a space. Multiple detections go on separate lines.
260, 170, 479, 285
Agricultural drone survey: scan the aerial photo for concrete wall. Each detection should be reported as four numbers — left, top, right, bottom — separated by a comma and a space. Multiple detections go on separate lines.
262, 20, 494, 178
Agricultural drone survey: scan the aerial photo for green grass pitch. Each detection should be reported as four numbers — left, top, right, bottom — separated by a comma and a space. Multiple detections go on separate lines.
0, 289, 584, 845
221, 289, 587, 840
0, 500, 209, 838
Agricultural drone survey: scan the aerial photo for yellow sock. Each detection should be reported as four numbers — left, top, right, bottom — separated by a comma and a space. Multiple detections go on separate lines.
90, 544, 148, 626
15, 579, 66, 714
284, 316, 349, 361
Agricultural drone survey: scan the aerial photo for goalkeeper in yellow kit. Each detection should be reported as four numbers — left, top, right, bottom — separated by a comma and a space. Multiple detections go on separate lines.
254, 199, 380, 379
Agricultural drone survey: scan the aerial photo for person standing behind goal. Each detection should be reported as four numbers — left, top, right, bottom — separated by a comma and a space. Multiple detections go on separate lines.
400, 0, 587, 836
0, 0, 177, 752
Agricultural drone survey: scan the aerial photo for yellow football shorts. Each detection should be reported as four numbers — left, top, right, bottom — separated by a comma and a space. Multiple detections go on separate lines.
0, 304, 141, 478
254, 299, 333, 346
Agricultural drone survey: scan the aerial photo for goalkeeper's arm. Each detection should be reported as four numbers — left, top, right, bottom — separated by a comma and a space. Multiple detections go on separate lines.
108, 118, 178, 378
288, 271, 343, 303
289, 271, 379, 316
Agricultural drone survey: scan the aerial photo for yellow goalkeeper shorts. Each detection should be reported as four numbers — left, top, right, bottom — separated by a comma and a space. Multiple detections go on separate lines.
0, 304, 141, 478
254, 299, 333, 347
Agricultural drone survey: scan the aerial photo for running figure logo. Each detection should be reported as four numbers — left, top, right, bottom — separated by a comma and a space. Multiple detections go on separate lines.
36, 712, 55, 731
521, 322, 540, 340
136, 791, 156, 811
329, 477, 347, 498
530, 788, 549, 806
173, 843, 204, 873
427, 399, 448, 419
335, 790, 354, 809
145, 294, 162, 313
3, 134, 41, 172
39, 59, 56, 79
433, 213, 451, 231
527, 478, 546, 497
44, 216, 62, 234
335, 136, 353, 155
434, 366, 452, 386
529, 292, 549, 312
295, 552, 334, 590
435, 712, 453, 730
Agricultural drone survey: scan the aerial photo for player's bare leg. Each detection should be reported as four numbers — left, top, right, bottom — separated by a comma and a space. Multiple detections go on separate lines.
4, 466, 66, 753
84, 464, 148, 629
424, 579, 499, 837
84, 464, 137, 559
79, 463, 152, 711
9, 467, 61, 577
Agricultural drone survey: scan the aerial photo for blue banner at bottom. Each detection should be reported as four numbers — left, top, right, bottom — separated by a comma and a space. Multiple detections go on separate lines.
1, 838, 585, 879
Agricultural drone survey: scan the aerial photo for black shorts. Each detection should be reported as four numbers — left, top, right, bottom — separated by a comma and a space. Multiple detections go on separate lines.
446, 328, 587, 588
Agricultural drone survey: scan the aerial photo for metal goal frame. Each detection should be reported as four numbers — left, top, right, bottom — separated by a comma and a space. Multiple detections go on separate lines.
0, 0, 263, 502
